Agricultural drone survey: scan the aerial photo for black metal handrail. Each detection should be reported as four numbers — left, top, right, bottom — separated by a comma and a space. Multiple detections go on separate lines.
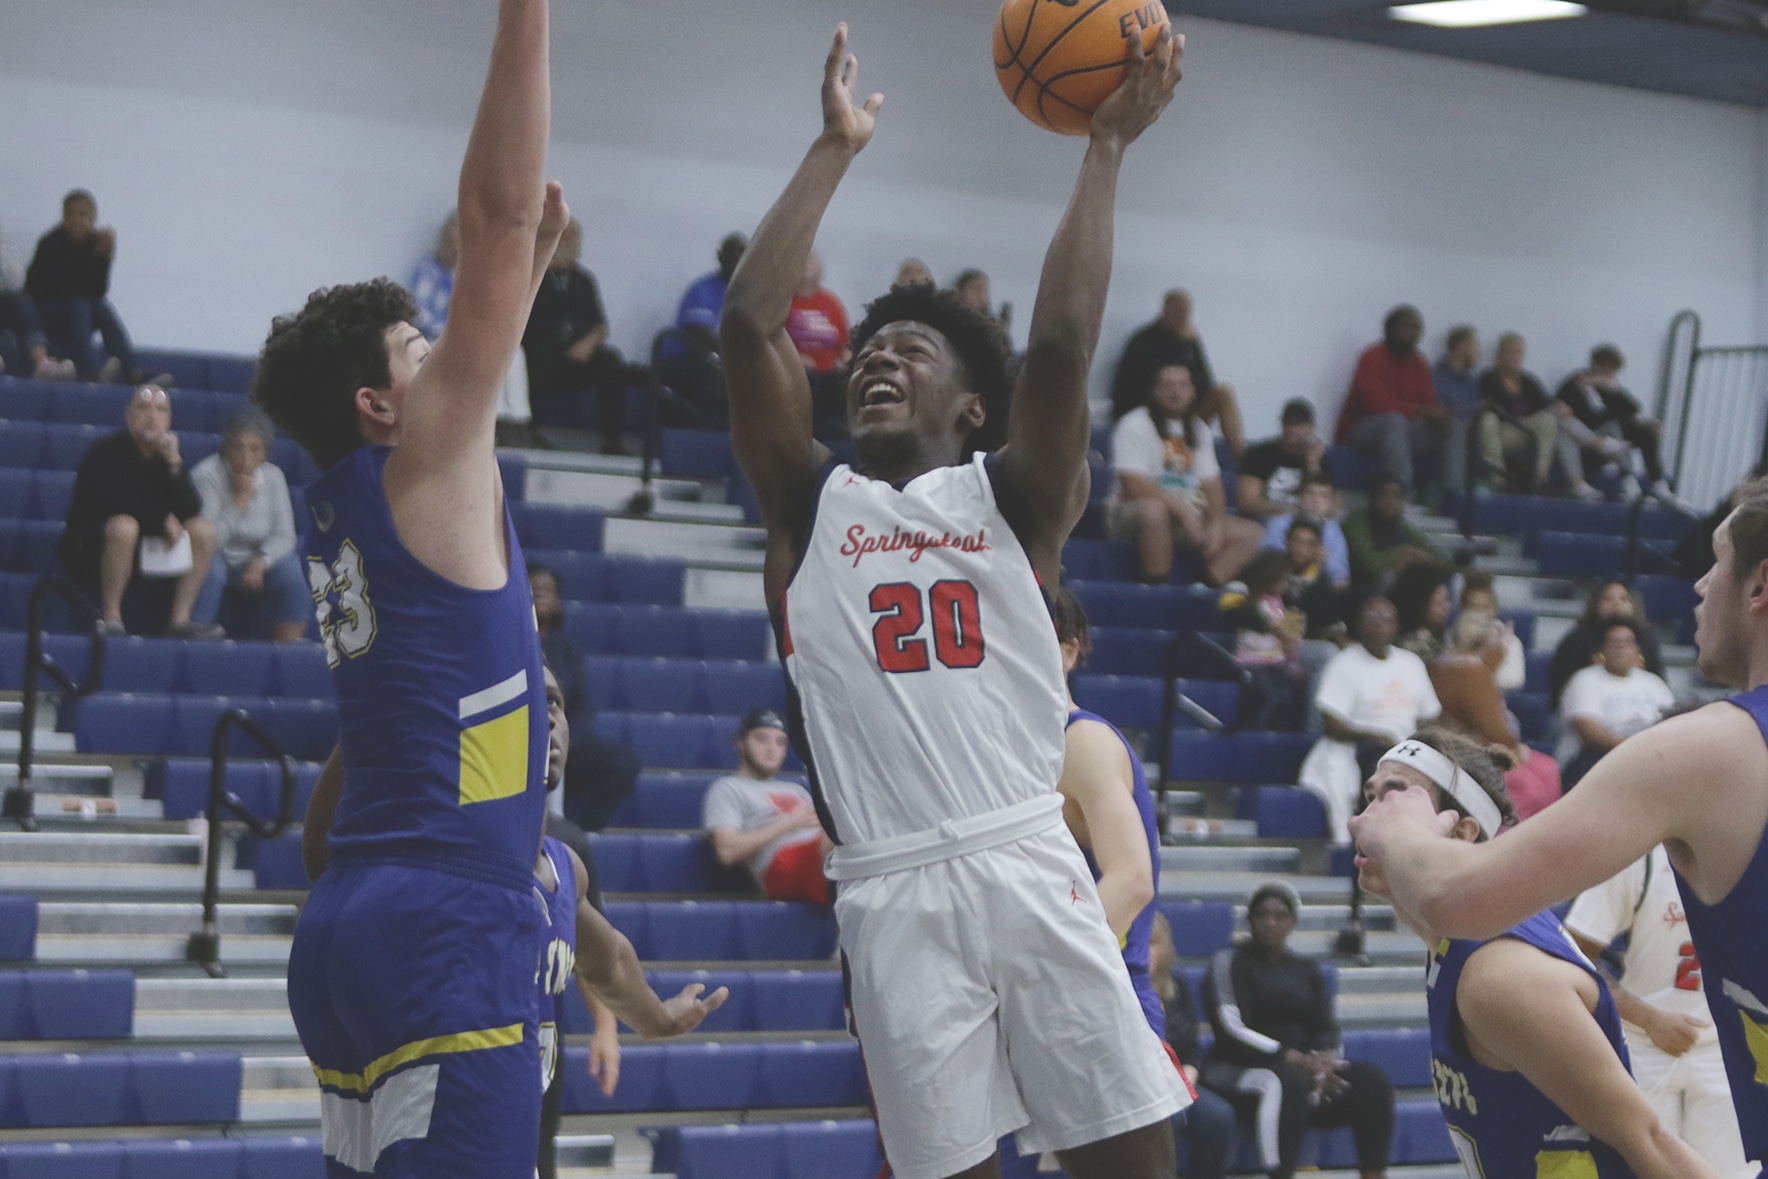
4, 578, 108, 831
185, 709, 298, 979
1155, 630, 1249, 831
1623, 490, 1701, 584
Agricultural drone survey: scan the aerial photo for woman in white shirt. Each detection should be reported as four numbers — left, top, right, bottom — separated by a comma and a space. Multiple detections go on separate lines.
1109, 363, 1262, 585
1557, 618, 1675, 788
193, 410, 307, 643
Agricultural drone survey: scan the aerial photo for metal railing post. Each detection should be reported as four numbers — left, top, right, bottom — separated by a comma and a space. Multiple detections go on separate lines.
5, 578, 106, 831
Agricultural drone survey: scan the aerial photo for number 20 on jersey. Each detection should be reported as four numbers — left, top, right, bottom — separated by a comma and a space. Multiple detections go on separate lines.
869, 580, 985, 672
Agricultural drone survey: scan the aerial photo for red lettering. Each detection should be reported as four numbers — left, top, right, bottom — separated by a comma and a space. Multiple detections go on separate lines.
868, 581, 986, 673
870, 582, 929, 673
840, 524, 991, 568
1675, 941, 1702, 991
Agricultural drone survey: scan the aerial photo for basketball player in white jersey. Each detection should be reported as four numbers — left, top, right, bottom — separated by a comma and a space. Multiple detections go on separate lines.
719, 23, 1189, 1179
1351, 481, 1768, 1160
1566, 848, 1755, 1177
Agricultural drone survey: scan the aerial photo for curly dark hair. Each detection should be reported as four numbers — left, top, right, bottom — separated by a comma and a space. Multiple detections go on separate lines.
1408, 725, 1519, 836
251, 278, 418, 470
848, 285, 1013, 455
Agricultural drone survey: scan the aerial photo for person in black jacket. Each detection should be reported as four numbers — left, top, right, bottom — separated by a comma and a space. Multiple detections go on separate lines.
1547, 580, 1666, 709
24, 191, 141, 382
60, 385, 222, 638
1202, 881, 1394, 1179
1553, 345, 1673, 503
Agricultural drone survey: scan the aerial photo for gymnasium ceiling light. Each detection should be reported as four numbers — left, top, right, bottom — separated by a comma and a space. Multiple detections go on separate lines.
1389, 0, 1589, 25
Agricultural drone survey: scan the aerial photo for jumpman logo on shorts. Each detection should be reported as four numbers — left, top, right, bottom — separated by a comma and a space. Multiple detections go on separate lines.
1070, 881, 1083, 906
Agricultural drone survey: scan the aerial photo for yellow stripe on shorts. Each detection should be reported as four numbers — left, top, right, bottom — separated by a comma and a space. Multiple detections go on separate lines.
1535, 1150, 1599, 1179
310, 1022, 524, 1094
1740, 1007, 1768, 1086
458, 704, 530, 805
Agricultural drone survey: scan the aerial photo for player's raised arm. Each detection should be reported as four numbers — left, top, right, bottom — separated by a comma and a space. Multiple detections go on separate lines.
996, 29, 1181, 574
722, 25, 879, 535
398, 0, 563, 471
1351, 702, 1760, 939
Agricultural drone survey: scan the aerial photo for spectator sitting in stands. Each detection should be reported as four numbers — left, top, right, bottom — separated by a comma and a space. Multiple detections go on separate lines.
1457, 570, 1525, 691
1334, 305, 1448, 502
655, 233, 748, 429
1547, 579, 1665, 709
529, 563, 640, 831
193, 410, 306, 643
1391, 561, 1453, 663
1110, 288, 1243, 459
1109, 363, 1262, 586
1149, 912, 1239, 1179
60, 384, 222, 638
786, 250, 850, 437
524, 219, 644, 455
1299, 593, 1441, 845
1200, 881, 1396, 1179
702, 709, 831, 906
893, 258, 934, 290
951, 268, 1011, 339
1342, 477, 1442, 590
1556, 618, 1674, 790
1432, 325, 1481, 498
1238, 399, 1331, 522
1260, 475, 1349, 589
1553, 345, 1678, 506
1219, 551, 1304, 731
25, 190, 145, 384
1280, 518, 1344, 643
1476, 332, 1594, 499
0, 217, 74, 381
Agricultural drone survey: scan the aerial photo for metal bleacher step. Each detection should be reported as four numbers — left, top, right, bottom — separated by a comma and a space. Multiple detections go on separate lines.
524, 465, 714, 512
503, 446, 646, 479
1159, 871, 1355, 904
133, 977, 297, 1043
31, 902, 295, 970
1165, 817, 1259, 840
239, 1055, 320, 1124
603, 517, 764, 568
1288, 928, 1428, 965
0, 831, 257, 896
1235, 902, 1398, 932
1159, 844, 1299, 874
683, 566, 765, 612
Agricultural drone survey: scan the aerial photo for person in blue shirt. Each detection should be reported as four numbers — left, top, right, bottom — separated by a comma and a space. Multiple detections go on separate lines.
1431, 326, 1480, 499
676, 232, 746, 353
1354, 480, 1768, 1166
654, 232, 746, 427
1259, 475, 1349, 588
1357, 727, 1718, 1179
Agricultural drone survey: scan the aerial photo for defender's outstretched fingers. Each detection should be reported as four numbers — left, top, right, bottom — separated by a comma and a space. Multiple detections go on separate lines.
826, 24, 848, 80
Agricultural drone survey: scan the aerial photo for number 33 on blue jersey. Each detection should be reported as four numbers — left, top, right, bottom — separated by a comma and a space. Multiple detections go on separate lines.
308, 540, 378, 667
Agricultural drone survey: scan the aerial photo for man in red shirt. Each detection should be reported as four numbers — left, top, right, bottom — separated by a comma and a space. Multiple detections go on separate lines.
1335, 305, 1450, 499
786, 250, 850, 436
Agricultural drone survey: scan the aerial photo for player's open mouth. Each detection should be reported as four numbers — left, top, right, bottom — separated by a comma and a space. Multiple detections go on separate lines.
861, 380, 907, 407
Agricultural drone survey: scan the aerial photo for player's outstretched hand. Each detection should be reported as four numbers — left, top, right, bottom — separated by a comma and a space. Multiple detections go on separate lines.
821, 23, 884, 154
643, 982, 731, 1040
1347, 782, 1458, 859
1645, 1009, 1710, 1058
1090, 25, 1182, 151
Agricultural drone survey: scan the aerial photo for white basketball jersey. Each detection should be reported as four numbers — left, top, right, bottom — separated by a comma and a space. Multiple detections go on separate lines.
779, 456, 1068, 846
1564, 845, 1716, 1040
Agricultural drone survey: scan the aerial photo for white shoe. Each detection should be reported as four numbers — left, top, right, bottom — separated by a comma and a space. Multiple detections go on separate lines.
1649, 480, 1696, 513
1619, 475, 1642, 502
1571, 482, 1606, 502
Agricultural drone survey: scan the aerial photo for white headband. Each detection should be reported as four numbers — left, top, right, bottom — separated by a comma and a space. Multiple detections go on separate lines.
1378, 740, 1503, 838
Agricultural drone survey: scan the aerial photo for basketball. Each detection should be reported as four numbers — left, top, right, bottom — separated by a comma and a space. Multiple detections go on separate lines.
993, 0, 1171, 135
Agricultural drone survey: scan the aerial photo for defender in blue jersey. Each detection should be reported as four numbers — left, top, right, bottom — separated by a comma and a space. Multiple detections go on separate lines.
1358, 728, 1720, 1179
1354, 480, 1768, 1162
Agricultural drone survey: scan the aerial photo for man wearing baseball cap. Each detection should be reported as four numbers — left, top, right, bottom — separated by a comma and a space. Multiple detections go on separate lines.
701, 708, 832, 905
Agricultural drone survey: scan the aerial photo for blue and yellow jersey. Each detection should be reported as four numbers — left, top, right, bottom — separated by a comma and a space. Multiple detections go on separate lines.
536, 836, 578, 1090
1676, 683, 1768, 1163
303, 445, 547, 890
1427, 910, 1636, 1179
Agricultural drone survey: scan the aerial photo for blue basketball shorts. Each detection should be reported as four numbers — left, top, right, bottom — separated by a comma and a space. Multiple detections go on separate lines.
287, 859, 546, 1178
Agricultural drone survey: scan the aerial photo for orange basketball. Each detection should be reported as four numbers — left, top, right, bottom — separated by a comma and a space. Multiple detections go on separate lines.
993, 0, 1170, 135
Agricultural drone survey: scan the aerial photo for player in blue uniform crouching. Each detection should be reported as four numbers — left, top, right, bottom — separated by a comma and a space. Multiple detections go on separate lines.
1357, 728, 1718, 1179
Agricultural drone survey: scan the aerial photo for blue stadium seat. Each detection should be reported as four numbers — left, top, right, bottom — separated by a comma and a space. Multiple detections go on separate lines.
1159, 900, 1235, 958
617, 658, 701, 712
1507, 692, 1552, 743
602, 901, 649, 957
561, 1043, 664, 1114
1086, 627, 1170, 677
698, 660, 785, 713
579, 655, 620, 711
751, 970, 845, 1032
0, 377, 55, 420
0, 1141, 129, 1179
662, 1041, 761, 1110
1325, 444, 1378, 490
1075, 581, 1218, 631
238, 1135, 327, 1179
693, 610, 772, 661
620, 712, 717, 769
646, 970, 751, 1034
760, 1040, 868, 1107
659, 429, 736, 479
588, 832, 641, 891
1172, 678, 1241, 730
1071, 675, 1163, 729
0, 421, 47, 468
1061, 538, 1138, 582
1635, 574, 1698, 636
615, 606, 697, 658
249, 833, 310, 890
23, 970, 133, 1039
647, 1123, 782, 1179
1343, 1026, 1431, 1088
0, 894, 37, 960
647, 900, 741, 960
171, 389, 224, 433
30, 471, 75, 521
1250, 785, 1327, 840
157, 758, 276, 821
207, 357, 258, 395
186, 641, 281, 696
254, 698, 340, 761
71, 694, 177, 755
0, 633, 89, 692
130, 1052, 242, 1124
133, 349, 214, 392
735, 901, 838, 960
0, 520, 26, 572
562, 601, 618, 653
92, 638, 185, 694
515, 503, 604, 551
781, 1119, 882, 1179
274, 644, 333, 699
1523, 647, 1552, 693
123, 1138, 243, 1179
20, 520, 63, 572
0, 467, 32, 516
11, 1052, 132, 1127
606, 556, 687, 606
0, 972, 23, 1037
1536, 531, 1624, 576
49, 384, 133, 427
634, 833, 721, 892
44, 424, 106, 470
626, 773, 717, 829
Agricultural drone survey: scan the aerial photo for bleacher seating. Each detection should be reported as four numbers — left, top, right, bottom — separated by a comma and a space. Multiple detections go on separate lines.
0, 970, 133, 1039
1, 1050, 241, 1128
0, 1136, 326, 1179
0, 894, 38, 961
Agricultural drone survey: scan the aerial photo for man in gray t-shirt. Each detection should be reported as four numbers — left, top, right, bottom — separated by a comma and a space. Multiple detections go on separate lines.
702, 709, 830, 905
